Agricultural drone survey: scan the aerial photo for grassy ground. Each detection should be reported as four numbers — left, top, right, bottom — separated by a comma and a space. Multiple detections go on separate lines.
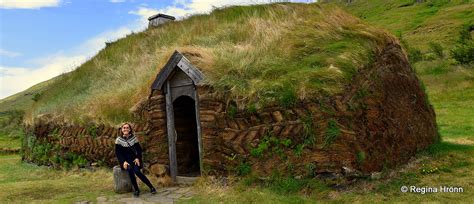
416, 61, 474, 144
186, 141, 474, 203
0, 154, 116, 203
0, 153, 173, 203
0, 140, 471, 203
0, 111, 22, 150
0, 134, 20, 149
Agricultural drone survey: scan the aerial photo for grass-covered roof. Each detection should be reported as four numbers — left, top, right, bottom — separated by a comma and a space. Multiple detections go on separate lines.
24, 3, 397, 124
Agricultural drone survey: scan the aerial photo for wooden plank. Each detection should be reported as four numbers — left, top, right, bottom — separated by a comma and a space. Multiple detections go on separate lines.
177, 57, 204, 83
171, 86, 195, 102
170, 70, 194, 88
151, 51, 182, 90
194, 87, 204, 176
165, 81, 178, 182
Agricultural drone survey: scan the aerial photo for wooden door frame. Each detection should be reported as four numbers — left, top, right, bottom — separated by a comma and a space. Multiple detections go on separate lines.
165, 80, 203, 182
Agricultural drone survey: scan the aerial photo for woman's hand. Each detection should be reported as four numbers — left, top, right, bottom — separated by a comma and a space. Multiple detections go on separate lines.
123, 161, 130, 169
133, 158, 140, 167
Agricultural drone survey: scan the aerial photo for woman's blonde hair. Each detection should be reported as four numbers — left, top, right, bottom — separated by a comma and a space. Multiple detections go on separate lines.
118, 122, 134, 136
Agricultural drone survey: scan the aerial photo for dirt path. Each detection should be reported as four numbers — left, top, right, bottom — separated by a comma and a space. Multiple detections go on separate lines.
75, 186, 195, 204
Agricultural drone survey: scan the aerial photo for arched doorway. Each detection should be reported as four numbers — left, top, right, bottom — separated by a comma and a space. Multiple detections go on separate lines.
173, 95, 201, 176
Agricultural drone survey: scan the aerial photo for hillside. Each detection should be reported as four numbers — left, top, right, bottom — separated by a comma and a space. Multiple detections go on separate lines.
2, 3, 397, 125
0, 77, 58, 112
0, 0, 471, 131
334, 0, 473, 50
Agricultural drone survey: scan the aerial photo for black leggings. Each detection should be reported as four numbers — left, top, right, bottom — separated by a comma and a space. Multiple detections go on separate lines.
126, 163, 154, 191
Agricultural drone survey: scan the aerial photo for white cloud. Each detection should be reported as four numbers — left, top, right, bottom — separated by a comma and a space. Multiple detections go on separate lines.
129, 7, 161, 23
109, 0, 126, 3
129, 0, 313, 22
173, 0, 187, 6
0, 55, 85, 99
0, 26, 134, 99
127, 1, 233, 28
0, 0, 61, 9
129, 6, 192, 31
128, 1, 212, 21
77, 26, 134, 55
0, 49, 21, 58
182, 0, 313, 14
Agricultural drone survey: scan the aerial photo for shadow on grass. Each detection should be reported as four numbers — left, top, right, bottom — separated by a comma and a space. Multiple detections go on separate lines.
419, 141, 474, 157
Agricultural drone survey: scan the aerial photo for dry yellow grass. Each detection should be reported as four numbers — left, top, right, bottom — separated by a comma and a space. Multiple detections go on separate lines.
16, 3, 396, 125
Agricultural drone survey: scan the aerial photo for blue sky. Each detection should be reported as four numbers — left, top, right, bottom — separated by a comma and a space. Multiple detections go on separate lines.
1, 0, 169, 67
0, 0, 313, 99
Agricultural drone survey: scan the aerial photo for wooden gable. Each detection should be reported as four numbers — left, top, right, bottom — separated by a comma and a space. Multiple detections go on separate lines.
151, 50, 204, 90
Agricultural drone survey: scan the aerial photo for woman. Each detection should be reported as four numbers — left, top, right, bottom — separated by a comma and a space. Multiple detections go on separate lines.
115, 122, 156, 197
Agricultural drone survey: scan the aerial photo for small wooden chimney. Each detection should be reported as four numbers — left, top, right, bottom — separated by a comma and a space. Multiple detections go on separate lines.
148, 13, 175, 28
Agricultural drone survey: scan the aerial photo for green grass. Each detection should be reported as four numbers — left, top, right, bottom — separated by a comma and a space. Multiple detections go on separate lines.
0, 134, 20, 149
414, 60, 474, 141
1, 141, 472, 203
0, 111, 23, 149
323, 119, 341, 147
188, 175, 330, 203
188, 188, 313, 203
186, 141, 474, 203
331, 142, 474, 202
0, 154, 116, 203
337, 0, 473, 50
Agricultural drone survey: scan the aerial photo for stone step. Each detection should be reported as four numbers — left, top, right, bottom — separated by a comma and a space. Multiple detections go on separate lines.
176, 176, 199, 185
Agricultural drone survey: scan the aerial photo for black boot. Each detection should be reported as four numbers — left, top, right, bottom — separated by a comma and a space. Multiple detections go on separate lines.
133, 190, 140, 197
150, 187, 157, 194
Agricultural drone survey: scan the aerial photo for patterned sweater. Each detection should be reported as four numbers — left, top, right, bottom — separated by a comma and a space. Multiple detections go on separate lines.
115, 134, 143, 170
